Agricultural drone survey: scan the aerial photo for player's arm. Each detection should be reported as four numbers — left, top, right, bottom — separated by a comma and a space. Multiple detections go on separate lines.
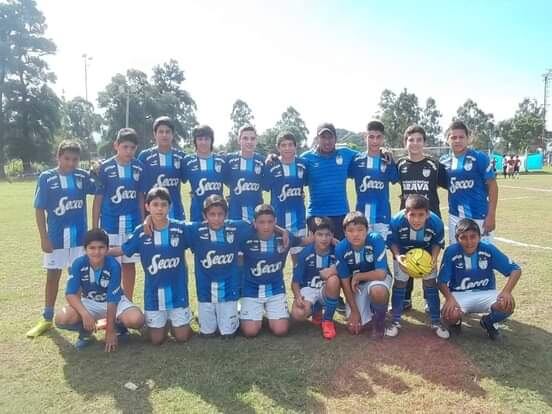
497, 268, 521, 313
430, 244, 442, 271
138, 192, 145, 220
291, 256, 307, 309
351, 269, 386, 290
66, 293, 96, 332
35, 208, 52, 253
104, 303, 118, 352
107, 246, 124, 257
340, 274, 361, 333
438, 283, 461, 321
92, 194, 103, 229
484, 178, 498, 233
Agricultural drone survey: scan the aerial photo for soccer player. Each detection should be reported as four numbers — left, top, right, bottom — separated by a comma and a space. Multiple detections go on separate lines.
264, 132, 308, 263
224, 126, 265, 222
513, 155, 521, 178
440, 121, 498, 243
349, 120, 399, 239
111, 187, 192, 345
396, 124, 448, 310
438, 218, 521, 340
239, 204, 302, 337
386, 195, 449, 339
335, 212, 391, 338
291, 217, 340, 340
183, 125, 225, 222
92, 128, 146, 300
28, 140, 97, 338
138, 116, 187, 220
55, 229, 144, 351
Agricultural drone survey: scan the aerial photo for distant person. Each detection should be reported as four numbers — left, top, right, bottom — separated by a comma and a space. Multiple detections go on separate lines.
506, 155, 515, 178
502, 155, 508, 179
513, 155, 521, 178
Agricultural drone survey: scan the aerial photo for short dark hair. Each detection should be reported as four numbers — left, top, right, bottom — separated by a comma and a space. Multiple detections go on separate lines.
192, 125, 214, 151
203, 194, 228, 214
146, 186, 171, 205
342, 211, 368, 230
455, 218, 480, 239
153, 116, 175, 134
309, 216, 334, 234
57, 140, 81, 157
405, 194, 429, 211
316, 122, 336, 138
116, 128, 138, 145
277, 132, 297, 147
84, 228, 109, 248
367, 120, 385, 133
254, 203, 275, 219
239, 125, 257, 138
448, 120, 469, 136
404, 125, 426, 143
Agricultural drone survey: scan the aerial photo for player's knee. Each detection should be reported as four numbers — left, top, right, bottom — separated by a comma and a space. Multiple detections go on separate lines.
240, 322, 261, 338
121, 310, 144, 329
150, 335, 166, 346
270, 322, 289, 337
494, 298, 515, 313
173, 326, 192, 342
369, 286, 389, 304
325, 275, 341, 295
54, 306, 80, 326
291, 306, 307, 321
422, 278, 437, 289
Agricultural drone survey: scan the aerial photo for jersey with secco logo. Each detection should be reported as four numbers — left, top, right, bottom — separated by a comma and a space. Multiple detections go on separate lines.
187, 220, 252, 303
97, 157, 146, 235
34, 168, 96, 250
264, 158, 307, 234
349, 153, 399, 225
335, 233, 387, 279
224, 152, 265, 221
66, 255, 122, 303
183, 153, 225, 221
122, 220, 190, 311
387, 210, 445, 254
438, 241, 520, 292
440, 149, 495, 219
300, 147, 357, 217
138, 146, 186, 220
240, 233, 301, 298
292, 243, 336, 289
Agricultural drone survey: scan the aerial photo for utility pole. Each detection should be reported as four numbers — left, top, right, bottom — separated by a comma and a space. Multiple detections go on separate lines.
82, 53, 92, 101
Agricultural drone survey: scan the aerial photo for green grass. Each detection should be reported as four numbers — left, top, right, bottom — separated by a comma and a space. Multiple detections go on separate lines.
1, 170, 552, 413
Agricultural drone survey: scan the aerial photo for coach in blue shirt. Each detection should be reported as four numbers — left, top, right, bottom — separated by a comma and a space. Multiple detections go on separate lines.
300, 123, 357, 239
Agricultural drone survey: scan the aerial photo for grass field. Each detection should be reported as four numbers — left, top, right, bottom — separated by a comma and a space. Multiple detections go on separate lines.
1, 170, 552, 413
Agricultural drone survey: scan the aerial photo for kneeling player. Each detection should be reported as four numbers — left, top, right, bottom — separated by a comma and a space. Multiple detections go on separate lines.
291, 217, 340, 340
55, 229, 144, 351
386, 195, 448, 338
438, 218, 521, 340
336, 212, 391, 338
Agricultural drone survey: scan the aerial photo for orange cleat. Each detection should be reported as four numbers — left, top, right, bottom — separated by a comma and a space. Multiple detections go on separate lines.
321, 320, 336, 340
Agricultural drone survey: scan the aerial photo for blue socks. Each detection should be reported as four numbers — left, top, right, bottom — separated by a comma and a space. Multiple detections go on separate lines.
323, 296, 338, 321
486, 309, 511, 325
371, 303, 388, 332
424, 286, 441, 324
43, 306, 54, 321
312, 301, 322, 316
391, 287, 406, 323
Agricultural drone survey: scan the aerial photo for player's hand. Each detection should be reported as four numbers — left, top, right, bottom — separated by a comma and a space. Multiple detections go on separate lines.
282, 230, 290, 250
396, 255, 409, 274
294, 296, 306, 309
40, 238, 53, 254
351, 274, 362, 293
331, 237, 340, 246
89, 160, 101, 177
104, 330, 118, 353
380, 148, 394, 164
143, 215, 154, 236
320, 266, 337, 281
82, 313, 96, 333
497, 291, 515, 313
347, 310, 361, 335
483, 214, 496, 234
264, 153, 278, 166
442, 298, 461, 322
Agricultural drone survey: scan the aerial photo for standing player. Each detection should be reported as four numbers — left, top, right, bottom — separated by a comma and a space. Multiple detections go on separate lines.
138, 116, 187, 220
439, 218, 521, 340
440, 121, 498, 243
335, 212, 391, 338
111, 187, 192, 345
386, 195, 448, 338
224, 126, 265, 222
264, 132, 308, 264
349, 120, 399, 239
55, 229, 144, 350
513, 155, 521, 178
28, 140, 97, 338
183, 125, 225, 222
92, 128, 145, 300
291, 217, 340, 340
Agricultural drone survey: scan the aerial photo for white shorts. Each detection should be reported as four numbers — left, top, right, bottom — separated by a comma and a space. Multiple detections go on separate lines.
145, 307, 192, 328
393, 261, 437, 282
81, 295, 137, 320
108, 233, 140, 264
300, 286, 327, 309
345, 274, 392, 325
449, 214, 494, 244
369, 223, 390, 240
43, 246, 84, 270
289, 228, 306, 255
240, 293, 289, 321
452, 290, 498, 314
198, 301, 239, 335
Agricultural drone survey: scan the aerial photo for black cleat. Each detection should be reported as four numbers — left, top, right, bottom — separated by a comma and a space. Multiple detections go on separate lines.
480, 316, 501, 340
336, 296, 347, 315
449, 319, 462, 336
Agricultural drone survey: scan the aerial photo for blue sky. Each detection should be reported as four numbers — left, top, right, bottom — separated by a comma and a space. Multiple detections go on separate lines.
37, 0, 552, 142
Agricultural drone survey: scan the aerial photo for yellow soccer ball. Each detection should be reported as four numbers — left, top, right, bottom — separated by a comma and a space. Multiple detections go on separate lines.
403, 248, 433, 278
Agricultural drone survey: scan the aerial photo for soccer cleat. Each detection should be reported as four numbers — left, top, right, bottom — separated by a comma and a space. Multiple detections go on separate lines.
26, 319, 53, 338
311, 311, 323, 326
321, 320, 337, 340
480, 316, 501, 340
116, 326, 130, 343
449, 319, 462, 335
385, 321, 401, 337
96, 318, 107, 331
431, 323, 450, 339
75, 334, 93, 350
336, 297, 347, 315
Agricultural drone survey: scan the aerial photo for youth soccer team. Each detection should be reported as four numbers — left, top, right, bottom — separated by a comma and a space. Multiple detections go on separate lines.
27, 116, 522, 351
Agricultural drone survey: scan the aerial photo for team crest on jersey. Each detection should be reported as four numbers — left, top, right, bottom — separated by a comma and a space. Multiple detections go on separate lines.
464, 160, 473, 171
99, 276, 109, 288
423, 235, 432, 242
174, 158, 181, 169
401, 166, 408, 173
336, 154, 343, 165
479, 258, 488, 270
422, 168, 431, 177
254, 163, 262, 174
133, 169, 140, 181
215, 162, 222, 173
277, 238, 285, 254
170, 233, 180, 247
226, 231, 234, 243
75, 177, 83, 190
380, 162, 387, 173
298, 167, 304, 179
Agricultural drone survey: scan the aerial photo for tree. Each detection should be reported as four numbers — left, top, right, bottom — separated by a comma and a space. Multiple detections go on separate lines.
453, 99, 495, 150
257, 127, 279, 155
62, 97, 102, 160
376, 88, 421, 146
228, 99, 254, 151
420, 97, 443, 145
274, 106, 309, 148
498, 98, 544, 153
1, 0, 60, 173
336, 128, 364, 152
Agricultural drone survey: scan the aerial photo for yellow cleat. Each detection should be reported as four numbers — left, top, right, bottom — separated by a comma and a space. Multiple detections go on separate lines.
26, 319, 53, 338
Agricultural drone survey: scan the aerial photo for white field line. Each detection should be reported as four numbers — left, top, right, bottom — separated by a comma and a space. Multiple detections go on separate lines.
494, 237, 552, 251
500, 185, 552, 193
